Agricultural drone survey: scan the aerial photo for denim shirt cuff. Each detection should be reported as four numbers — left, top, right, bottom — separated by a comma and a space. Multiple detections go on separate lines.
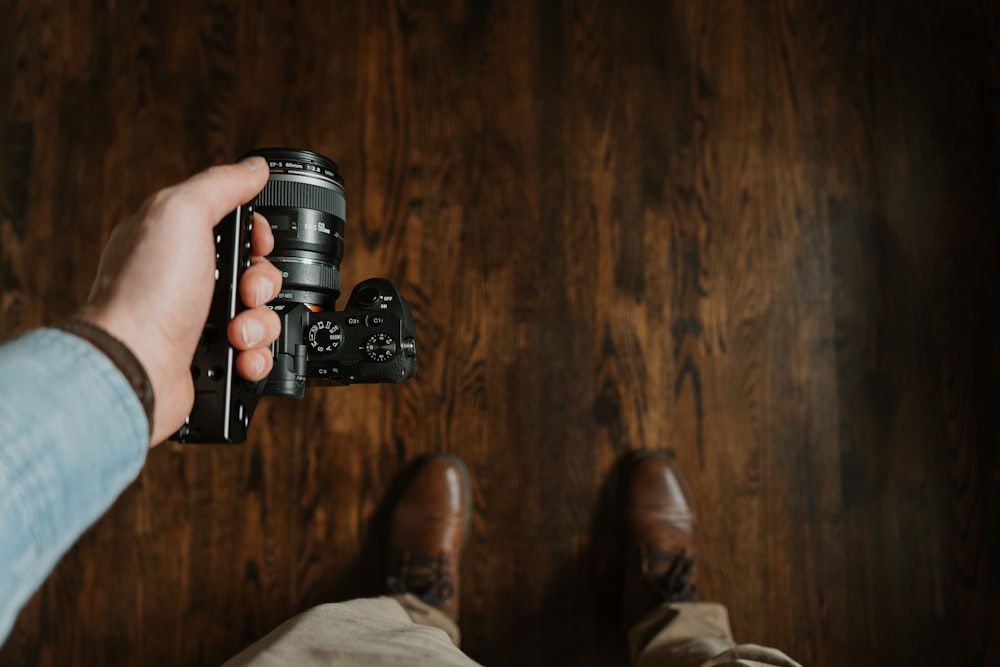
0, 328, 148, 641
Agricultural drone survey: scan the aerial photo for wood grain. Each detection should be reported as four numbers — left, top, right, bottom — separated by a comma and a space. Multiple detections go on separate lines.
1, 1, 997, 665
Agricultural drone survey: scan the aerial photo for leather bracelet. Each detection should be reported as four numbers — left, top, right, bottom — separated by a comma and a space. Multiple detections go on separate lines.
58, 318, 155, 438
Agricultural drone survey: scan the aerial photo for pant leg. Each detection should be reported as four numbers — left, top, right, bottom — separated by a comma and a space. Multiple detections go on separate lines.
390, 593, 462, 647
222, 596, 482, 667
629, 602, 802, 667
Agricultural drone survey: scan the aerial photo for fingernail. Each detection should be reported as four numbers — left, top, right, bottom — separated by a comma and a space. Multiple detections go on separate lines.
240, 156, 267, 171
255, 278, 273, 306
242, 318, 264, 346
253, 353, 266, 377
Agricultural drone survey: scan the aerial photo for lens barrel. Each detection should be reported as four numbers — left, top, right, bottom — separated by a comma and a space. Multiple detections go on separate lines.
239, 148, 346, 310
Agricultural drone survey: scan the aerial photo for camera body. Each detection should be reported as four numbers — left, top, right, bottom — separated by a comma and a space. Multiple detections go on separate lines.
266, 279, 417, 394
172, 149, 417, 444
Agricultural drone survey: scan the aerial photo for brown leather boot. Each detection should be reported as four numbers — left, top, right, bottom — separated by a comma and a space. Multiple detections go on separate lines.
623, 450, 697, 629
386, 455, 471, 623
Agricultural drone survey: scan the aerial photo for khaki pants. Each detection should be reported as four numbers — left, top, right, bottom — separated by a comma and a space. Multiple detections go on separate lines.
223, 597, 800, 667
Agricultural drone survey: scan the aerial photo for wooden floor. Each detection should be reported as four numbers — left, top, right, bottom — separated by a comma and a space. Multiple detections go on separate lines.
1, 1, 998, 665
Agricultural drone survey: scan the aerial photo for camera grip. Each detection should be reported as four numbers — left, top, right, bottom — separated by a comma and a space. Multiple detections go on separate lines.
171, 205, 261, 444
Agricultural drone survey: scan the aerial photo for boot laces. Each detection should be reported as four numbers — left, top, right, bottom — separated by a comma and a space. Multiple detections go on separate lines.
640, 544, 696, 602
387, 552, 455, 607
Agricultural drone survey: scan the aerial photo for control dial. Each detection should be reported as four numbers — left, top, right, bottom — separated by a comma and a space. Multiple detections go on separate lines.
366, 332, 397, 362
308, 320, 343, 353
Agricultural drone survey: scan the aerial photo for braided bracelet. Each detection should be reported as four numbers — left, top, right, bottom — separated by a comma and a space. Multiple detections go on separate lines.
58, 318, 155, 438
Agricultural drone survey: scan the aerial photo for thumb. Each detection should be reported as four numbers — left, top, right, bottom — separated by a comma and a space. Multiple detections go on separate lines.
171, 157, 270, 228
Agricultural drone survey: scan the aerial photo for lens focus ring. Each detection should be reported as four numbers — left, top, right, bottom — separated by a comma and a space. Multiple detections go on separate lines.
255, 180, 346, 219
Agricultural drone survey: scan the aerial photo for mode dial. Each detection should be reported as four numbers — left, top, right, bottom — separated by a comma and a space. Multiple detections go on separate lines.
307, 320, 343, 353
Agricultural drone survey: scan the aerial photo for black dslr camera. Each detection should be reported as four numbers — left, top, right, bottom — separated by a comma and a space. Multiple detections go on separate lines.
173, 148, 417, 444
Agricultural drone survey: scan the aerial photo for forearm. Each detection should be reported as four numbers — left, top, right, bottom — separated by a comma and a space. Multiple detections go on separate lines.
0, 329, 148, 642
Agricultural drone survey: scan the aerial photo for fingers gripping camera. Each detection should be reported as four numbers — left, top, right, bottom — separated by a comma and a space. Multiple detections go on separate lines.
173, 149, 417, 444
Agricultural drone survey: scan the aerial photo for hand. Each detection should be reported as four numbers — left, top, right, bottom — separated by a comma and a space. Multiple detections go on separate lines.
78, 157, 283, 445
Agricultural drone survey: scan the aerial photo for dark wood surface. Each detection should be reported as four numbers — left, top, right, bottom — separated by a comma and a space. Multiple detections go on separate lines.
1, 1, 998, 665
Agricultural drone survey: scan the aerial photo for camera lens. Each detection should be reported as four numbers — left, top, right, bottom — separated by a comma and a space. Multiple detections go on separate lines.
238, 148, 346, 311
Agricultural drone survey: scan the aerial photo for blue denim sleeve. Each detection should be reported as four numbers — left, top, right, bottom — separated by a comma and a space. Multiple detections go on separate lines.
0, 328, 148, 642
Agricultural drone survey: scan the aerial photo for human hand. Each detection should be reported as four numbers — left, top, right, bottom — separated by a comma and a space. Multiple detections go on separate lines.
78, 157, 283, 445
